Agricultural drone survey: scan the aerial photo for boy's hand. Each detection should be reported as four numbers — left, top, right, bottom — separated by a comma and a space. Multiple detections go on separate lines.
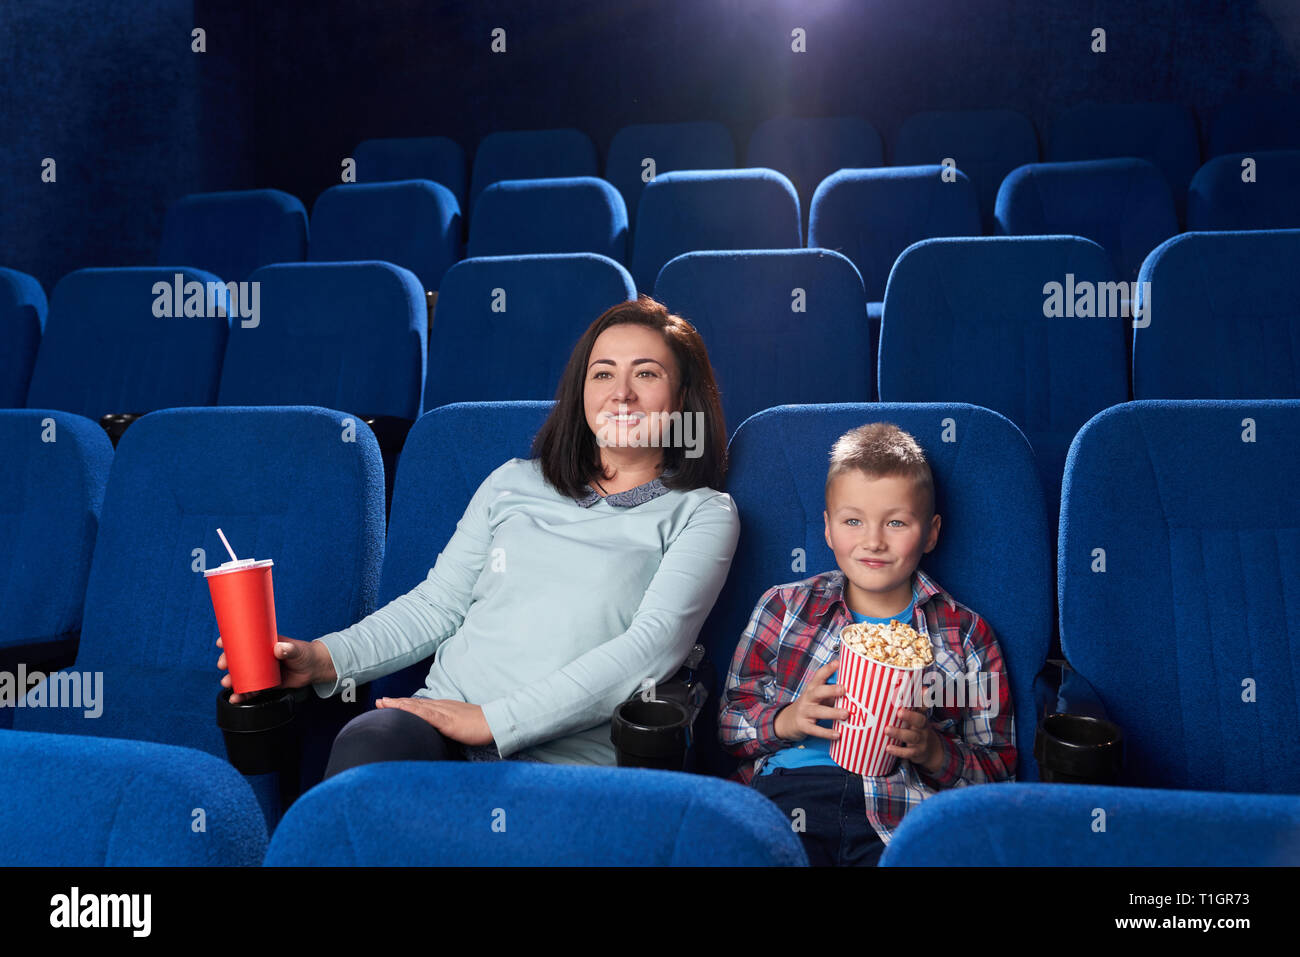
774, 658, 851, 741
885, 707, 944, 774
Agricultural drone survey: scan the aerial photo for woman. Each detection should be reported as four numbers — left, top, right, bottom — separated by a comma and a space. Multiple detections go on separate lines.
216, 294, 738, 773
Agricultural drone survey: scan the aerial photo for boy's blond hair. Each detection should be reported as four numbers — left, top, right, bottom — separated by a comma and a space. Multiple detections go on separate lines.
825, 423, 935, 520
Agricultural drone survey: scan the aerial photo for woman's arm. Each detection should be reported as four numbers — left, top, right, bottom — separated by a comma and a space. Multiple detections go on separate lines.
479, 490, 741, 756
309, 464, 501, 697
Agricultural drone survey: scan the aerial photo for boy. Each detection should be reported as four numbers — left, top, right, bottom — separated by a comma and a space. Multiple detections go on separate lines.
719, 423, 1016, 866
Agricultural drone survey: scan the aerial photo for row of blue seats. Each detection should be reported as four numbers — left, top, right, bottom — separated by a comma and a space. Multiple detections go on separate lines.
5, 731, 1296, 865
2, 398, 1297, 863
147, 149, 1300, 297
3, 399, 1295, 797
5, 232, 1298, 526
352, 97, 1300, 233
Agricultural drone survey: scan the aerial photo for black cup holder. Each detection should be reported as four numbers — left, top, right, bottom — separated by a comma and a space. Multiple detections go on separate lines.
216, 686, 304, 777
98, 412, 144, 448
1034, 713, 1124, 784
611, 697, 689, 771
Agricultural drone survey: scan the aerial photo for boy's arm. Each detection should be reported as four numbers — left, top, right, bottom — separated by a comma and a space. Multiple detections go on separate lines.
718, 588, 794, 760
917, 613, 1017, 790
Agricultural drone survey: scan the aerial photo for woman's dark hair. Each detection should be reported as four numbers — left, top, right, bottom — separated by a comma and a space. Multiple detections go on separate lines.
531, 294, 728, 497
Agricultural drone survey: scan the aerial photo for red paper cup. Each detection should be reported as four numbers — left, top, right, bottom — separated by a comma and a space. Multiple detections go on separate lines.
205, 558, 280, 694
830, 641, 926, 777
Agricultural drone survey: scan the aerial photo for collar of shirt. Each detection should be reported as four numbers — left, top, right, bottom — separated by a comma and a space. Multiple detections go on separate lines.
817, 565, 957, 622
573, 468, 677, 508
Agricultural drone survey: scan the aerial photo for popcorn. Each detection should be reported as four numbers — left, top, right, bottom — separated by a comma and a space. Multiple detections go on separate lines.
839, 619, 933, 669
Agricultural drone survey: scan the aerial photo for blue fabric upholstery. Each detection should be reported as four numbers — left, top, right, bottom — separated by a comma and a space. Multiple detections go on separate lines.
0, 267, 47, 407
745, 115, 884, 241
0, 411, 112, 699
1058, 400, 1300, 792
1048, 102, 1200, 221
995, 158, 1178, 284
893, 109, 1040, 232
157, 189, 308, 283
1133, 230, 1300, 400
630, 169, 801, 292
354, 135, 468, 211
425, 254, 633, 412
9, 406, 384, 756
1207, 92, 1300, 157
1187, 151, 1300, 231
700, 403, 1052, 780
25, 267, 229, 421
653, 249, 872, 432
218, 262, 425, 420
468, 128, 599, 216
467, 177, 627, 262
605, 121, 736, 229
808, 166, 981, 303
0, 730, 267, 866
370, 401, 553, 701
879, 236, 1128, 528
263, 761, 807, 865
309, 180, 462, 291
880, 782, 1300, 866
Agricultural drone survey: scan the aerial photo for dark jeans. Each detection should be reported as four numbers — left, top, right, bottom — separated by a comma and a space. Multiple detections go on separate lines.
753, 765, 886, 866
323, 707, 468, 779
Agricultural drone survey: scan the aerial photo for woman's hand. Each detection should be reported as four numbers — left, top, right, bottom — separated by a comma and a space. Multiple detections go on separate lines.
216, 634, 336, 703
377, 697, 496, 747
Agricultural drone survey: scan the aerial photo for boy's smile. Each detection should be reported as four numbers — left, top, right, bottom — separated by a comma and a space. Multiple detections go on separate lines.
824, 471, 941, 619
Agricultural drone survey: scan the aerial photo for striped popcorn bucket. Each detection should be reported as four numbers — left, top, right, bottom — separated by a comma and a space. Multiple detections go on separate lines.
830, 641, 927, 777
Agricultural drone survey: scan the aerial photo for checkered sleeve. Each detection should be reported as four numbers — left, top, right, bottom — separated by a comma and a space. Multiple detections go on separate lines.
718, 587, 792, 763
917, 611, 1017, 789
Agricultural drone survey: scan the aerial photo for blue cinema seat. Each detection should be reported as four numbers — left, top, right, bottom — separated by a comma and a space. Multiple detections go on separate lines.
808, 165, 982, 348
354, 135, 468, 212
880, 782, 1300, 866
309, 180, 462, 292
219, 261, 425, 418
1206, 92, 1300, 157
0, 411, 113, 701
1048, 102, 1200, 222
699, 403, 1053, 781
1058, 400, 1300, 793
745, 115, 884, 241
630, 168, 801, 292
219, 261, 426, 511
605, 121, 736, 230
893, 109, 1040, 232
158, 188, 308, 283
995, 158, 1179, 284
368, 401, 553, 702
467, 177, 627, 262
7, 407, 385, 815
1133, 230, 1300, 400
653, 249, 873, 430
879, 236, 1129, 528
0, 267, 47, 408
1186, 151, 1300, 231
25, 266, 229, 426
263, 762, 807, 866
468, 128, 599, 217
0, 729, 267, 866
424, 254, 634, 412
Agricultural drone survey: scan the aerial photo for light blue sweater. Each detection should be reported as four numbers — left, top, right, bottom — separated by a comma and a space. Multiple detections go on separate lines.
312, 457, 740, 764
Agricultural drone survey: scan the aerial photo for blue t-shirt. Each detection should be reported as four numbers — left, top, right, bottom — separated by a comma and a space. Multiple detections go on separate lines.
759, 597, 915, 774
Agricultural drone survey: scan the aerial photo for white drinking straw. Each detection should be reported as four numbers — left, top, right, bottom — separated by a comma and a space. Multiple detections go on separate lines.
216, 528, 239, 563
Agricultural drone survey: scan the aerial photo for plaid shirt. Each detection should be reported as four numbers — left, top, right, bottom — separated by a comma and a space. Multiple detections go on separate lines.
719, 567, 1016, 844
